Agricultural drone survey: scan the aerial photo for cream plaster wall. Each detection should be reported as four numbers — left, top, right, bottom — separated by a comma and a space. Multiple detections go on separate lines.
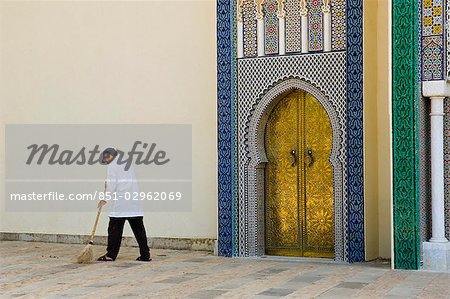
0, 1, 217, 239
376, 0, 392, 259
364, 0, 392, 259
364, 0, 380, 260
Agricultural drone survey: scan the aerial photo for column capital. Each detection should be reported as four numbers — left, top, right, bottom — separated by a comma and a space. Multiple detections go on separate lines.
429, 96, 446, 101
322, 0, 331, 14
322, 5, 331, 13
322, 0, 331, 13
277, 0, 286, 19
300, 0, 308, 16
422, 80, 450, 98
237, 0, 243, 23
255, 0, 264, 20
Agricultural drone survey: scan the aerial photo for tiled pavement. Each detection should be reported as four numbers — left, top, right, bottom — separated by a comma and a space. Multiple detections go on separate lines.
0, 241, 449, 298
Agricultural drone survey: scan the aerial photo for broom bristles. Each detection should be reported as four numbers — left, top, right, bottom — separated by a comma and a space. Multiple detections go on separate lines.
76, 243, 94, 264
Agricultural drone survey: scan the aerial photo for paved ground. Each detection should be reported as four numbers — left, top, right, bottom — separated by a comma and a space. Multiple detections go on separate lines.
0, 241, 449, 298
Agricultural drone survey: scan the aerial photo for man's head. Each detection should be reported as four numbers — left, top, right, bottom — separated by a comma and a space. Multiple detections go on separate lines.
101, 147, 118, 165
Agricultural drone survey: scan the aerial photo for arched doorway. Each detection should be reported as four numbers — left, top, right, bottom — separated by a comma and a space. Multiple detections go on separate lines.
264, 89, 334, 258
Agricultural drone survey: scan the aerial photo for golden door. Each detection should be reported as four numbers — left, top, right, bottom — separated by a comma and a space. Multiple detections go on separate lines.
265, 90, 334, 258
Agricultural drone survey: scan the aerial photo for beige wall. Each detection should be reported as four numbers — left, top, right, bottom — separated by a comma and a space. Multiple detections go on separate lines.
0, 1, 218, 239
364, 0, 392, 259
376, 0, 392, 259
364, 0, 379, 260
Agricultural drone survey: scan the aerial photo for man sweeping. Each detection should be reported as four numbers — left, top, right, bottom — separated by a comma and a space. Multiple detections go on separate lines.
97, 147, 152, 262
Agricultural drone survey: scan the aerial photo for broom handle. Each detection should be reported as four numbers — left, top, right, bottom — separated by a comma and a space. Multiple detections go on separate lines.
89, 205, 102, 242
89, 181, 107, 242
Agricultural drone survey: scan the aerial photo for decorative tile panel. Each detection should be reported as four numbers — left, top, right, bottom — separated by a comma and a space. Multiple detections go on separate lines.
285, 0, 302, 53
422, 0, 443, 36
243, 0, 258, 57
421, 0, 444, 81
447, 0, 450, 79
346, 0, 364, 263
418, 96, 432, 257
308, 0, 324, 51
392, 0, 420, 270
217, 0, 235, 257
263, 0, 279, 54
331, 0, 346, 50
422, 35, 444, 80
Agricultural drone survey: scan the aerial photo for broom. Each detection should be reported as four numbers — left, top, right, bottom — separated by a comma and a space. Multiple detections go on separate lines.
76, 205, 103, 263
76, 183, 106, 264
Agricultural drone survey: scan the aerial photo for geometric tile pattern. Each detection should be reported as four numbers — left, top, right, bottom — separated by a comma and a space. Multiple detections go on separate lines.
445, 99, 450, 240
217, 0, 235, 257
418, 96, 432, 256
422, 35, 444, 80
421, 0, 445, 81
331, 0, 346, 50
447, 0, 450, 79
240, 0, 348, 54
392, 0, 421, 269
285, 0, 302, 53
308, 0, 324, 51
236, 52, 349, 261
346, 0, 364, 263
243, 0, 258, 57
263, 0, 279, 54
422, 0, 443, 36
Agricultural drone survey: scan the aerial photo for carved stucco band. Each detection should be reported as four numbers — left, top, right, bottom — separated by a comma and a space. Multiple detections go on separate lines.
245, 78, 345, 260
392, 0, 420, 269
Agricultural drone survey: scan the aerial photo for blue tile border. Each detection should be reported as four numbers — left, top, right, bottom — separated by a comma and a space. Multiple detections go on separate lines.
217, 0, 234, 257
346, 0, 365, 262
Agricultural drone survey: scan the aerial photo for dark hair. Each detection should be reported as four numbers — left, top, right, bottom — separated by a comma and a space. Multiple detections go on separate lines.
101, 147, 117, 164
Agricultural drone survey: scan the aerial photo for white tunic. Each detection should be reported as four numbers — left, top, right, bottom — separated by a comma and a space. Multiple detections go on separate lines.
105, 159, 144, 217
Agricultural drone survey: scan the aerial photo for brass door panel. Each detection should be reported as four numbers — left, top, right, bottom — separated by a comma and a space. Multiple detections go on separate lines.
303, 92, 334, 257
265, 90, 334, 258
265, 92, 300, 251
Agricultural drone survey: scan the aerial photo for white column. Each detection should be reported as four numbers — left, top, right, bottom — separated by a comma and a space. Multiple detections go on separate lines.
322, 2, 331, 52
237, 20, 244, 58
429, 96, 448, 243
278, 13, 286, 55
422, 81, 450, 271
257, 12, 264, 56
300, 8, 308, 53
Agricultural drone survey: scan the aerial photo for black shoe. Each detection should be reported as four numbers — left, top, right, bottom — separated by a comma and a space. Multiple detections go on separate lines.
97, 254, 114, 261
136, 256, 152, 262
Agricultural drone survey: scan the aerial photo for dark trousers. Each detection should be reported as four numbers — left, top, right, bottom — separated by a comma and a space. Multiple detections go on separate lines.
106, 216, 150, 260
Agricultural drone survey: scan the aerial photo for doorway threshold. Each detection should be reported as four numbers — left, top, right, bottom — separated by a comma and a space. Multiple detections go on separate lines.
255, 255, 347, 264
